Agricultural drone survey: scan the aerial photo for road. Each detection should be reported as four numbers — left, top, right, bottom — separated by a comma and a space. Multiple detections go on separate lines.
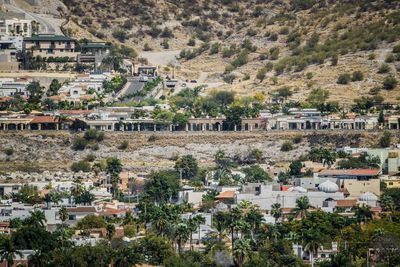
4, 0, 64, 34
118, 79, 146, 103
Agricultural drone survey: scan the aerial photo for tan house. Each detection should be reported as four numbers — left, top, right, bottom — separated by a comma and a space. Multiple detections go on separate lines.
23, 34, 78, 59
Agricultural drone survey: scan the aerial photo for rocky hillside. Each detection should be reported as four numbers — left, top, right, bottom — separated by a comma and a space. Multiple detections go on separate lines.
0, 131, 396, 175
14, 0, 400, 104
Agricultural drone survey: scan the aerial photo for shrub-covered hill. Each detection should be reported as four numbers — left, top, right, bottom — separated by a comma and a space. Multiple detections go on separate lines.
60, 0, 400, 105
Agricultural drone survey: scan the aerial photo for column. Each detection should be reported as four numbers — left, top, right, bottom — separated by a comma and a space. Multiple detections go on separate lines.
185, 124, 189, 132
5, 124, 8, 131
137, 123, 141, 132
218, 124, 221, 131
202, 124, 205, 131
121, 124, 125, 131
153, 124, 157, 131
250, 124, 253, 131
56, 123, 59, 131
38, 124, 42, 131
169, 124, 173, 131
234, 125, 237, 132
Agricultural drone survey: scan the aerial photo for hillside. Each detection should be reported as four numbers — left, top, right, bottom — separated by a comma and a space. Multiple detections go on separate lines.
9, 0, 400, 105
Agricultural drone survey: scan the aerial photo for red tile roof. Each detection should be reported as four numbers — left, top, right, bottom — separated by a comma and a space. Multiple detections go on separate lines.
336, 199, 357, 207
67, 207, 97, 213
216, 191, 236, 199
98, 208, 129, 216
30, 116, 59, 124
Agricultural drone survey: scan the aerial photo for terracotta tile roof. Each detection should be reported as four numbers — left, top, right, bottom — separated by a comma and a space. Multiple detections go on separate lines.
59, 109, 92, 115
98, 208, 129, 216
336, 199, 357, 207
0, 96, 12, 103
319, 169, 380, 176
67, 207, 97, 213
30, 116, 59, 124
0, 222, 10, 227
216, 191, 236, 199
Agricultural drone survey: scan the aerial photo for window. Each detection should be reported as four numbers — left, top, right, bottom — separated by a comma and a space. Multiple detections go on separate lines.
389, 182, 393, 185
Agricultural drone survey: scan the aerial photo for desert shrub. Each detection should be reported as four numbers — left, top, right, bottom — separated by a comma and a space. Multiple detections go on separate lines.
378, 63, 390, 74
383, 76, 398, 90
118, 140, 129, 150
279, 27, 290, 35
269, 32, 278, 41
209, 43, 220, 55
281, 141, 294, 151
368, 53, 376, 60
393, 44, 400, 53
85, 153, 96, 162
269, 47, 280, 60
337, 73, 351, 84
143, 43, 152, 51
3, 147, 14, 156
148, 134, 158, 142
306, 72, 313, 79
112, 30, 127, 42
187, 38, 196, 46
352, 71, 364, 81
84, 129, 104, 142
72, 137, 87, 151
71, 160, 91, 172
293, 135, 302, 144
369, 87, 381, 95
256, 67, 267, 81
89, 143, 99, 151
385, 54, 395, 63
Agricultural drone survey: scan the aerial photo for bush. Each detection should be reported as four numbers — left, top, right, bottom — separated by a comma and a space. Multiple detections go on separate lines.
383, 76, 398, 90
72, 137, 87, 151
378, 63, 390, 74
84, 129, 104, 142
3, 147, 14, 156
385, 54, 395, 63
393, 44, 400, 53
187, 38, 196, 46
337, 73, 351, 84
71, 160, 91, 172
112, 30, 127, 42
293, 135, 302, 144
379, 131, 391, 148
85, 153, 96, 162
118, 140, 129, 150
148, 134, 158, 142
281, 141, 294, 151
351, 71, 364, 81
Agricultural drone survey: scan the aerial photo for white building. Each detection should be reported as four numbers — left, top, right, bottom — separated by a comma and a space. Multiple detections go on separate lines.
0, 18, 35, 37
0, 78, 29, 96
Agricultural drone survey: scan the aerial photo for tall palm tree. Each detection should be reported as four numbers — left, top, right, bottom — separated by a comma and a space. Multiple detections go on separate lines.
233, 238, 251, 267
174, 222, 191, 254
106, 157, 122, 198
244, 207, 264, 242
322, 149, 336, 168
271, 203, 282, 223
188, 214, 206, 249
28, 209, 47, 228
292, 196, 311, 219
303, 231, 323, 267
0, 237, 23, 267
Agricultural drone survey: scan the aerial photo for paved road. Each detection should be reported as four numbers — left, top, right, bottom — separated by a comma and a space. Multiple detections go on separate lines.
5, 0, 63, 34
119, 80, 146, 103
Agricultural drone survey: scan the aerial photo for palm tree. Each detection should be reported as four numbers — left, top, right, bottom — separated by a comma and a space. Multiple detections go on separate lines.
174, 222, 191, 254
380, 195, 395, 212
322, 149, 336, 168
292, 196, 311, 219
28, 209, 47, 228
237, 200, 253, 209
353, 204, 372, 225
106, 157, 122, 198
244, 207, 264, 242
28, 250, 46, 267
188, 215, 206, 249
58, 206, 69, 247
0, 237, 23, 267
106, 224, 116, 241
271, 203, 282, 223
303, 231, 323, 267
113, 247, 140, 267
233, 238, 251, 267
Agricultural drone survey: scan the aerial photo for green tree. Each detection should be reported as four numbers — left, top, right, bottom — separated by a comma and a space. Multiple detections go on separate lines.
303, 230, 323, 267
174, 155, 199, 180
106, 224, 115, 240
47, 79, 62, 96
26, 210, 47, 228
292, 196, 311, 219
289, 160, 302, 176
0, 237, 23, 267
271, 203, 282, 223
242, 165, 272, 183
353, 204, 372, 225
379, 131, 391, 148
26, 81, 44, 105
233, 238, 252, 267
106, 157, 122, 198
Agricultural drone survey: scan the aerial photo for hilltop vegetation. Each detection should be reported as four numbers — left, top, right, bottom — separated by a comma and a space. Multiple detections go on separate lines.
59, 0, 400, 104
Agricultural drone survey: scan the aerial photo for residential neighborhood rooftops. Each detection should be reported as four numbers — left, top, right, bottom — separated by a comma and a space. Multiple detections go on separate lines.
30, 116, 59, 124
